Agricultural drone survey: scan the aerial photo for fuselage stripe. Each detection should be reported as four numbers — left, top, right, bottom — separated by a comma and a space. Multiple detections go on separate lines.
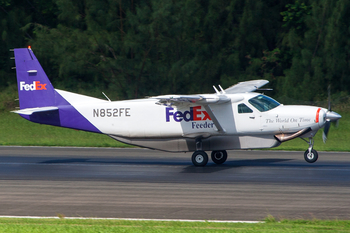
315, 108, 321, 123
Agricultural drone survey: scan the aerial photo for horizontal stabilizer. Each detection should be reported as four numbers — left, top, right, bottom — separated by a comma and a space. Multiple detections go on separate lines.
12, 106, 58, 115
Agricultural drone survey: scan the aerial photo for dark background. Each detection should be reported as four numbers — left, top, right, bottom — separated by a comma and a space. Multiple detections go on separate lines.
1, 0, 349, 104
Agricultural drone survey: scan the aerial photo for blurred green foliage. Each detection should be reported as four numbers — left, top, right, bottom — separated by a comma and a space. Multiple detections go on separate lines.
1, 0, 350, 103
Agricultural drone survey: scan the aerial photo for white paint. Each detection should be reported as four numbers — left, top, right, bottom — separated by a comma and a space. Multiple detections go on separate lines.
0, 215, 262, 223
14, 78, 338, 153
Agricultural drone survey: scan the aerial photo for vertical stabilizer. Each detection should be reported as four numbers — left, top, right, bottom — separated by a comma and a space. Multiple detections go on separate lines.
14, 48, 56, 109
12, 48, 102, 133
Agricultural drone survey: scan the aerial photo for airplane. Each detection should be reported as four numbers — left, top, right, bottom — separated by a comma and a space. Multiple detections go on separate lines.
11, 47, 342, 166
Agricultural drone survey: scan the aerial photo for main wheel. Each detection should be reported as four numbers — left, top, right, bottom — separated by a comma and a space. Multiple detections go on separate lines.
191, 151, 208, 167
304, 149, 318, 163
211, 150, 228, 164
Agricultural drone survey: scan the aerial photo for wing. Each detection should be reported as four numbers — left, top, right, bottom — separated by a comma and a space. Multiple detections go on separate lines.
154, 95, 203, 105
224, 80, 269, 94
153, 94, 231, 106
151, 79, 267, 134
152, 80, 267, 105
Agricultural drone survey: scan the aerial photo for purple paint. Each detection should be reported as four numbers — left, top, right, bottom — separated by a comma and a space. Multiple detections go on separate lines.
14, 48, 100, 133
165, 106, 211, 122
14, 48, 56, 109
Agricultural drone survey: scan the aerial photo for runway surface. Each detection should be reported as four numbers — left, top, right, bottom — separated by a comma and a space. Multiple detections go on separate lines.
0, 146, 350, 221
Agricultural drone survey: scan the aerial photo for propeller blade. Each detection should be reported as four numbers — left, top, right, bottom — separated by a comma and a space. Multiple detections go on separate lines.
322, 85, 341, 143
323, 121, 331, 143
327, 85, 331, 111
335, 119, 339, 128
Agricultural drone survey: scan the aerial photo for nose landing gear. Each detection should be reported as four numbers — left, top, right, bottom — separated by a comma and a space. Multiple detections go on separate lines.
302, 137, 318, 163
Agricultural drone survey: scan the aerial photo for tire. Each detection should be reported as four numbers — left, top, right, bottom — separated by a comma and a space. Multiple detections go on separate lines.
191, 151, 208, 167
304, 149, 318, 163
211, 150, 228, 164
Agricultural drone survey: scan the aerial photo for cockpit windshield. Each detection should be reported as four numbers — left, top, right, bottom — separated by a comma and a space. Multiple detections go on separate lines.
248, 95, 280, 112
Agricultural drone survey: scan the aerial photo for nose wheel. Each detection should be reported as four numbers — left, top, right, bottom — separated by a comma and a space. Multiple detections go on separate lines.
304, 149, 318, 163
302, 137, 318, 163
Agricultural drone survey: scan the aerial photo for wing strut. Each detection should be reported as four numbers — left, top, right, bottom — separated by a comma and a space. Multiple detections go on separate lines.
203, 105, 226, 133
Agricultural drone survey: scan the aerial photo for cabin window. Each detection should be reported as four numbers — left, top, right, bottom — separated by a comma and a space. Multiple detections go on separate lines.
238, 103, 253, 113
248, 95, 280, 112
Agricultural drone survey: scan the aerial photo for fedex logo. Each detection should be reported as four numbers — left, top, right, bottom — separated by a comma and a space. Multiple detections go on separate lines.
166, 106, 212, 122
20, 81, 47, 91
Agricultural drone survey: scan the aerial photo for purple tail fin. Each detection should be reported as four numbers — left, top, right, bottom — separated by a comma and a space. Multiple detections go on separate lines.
14, 48, 56, 109
13, 48, 101, 134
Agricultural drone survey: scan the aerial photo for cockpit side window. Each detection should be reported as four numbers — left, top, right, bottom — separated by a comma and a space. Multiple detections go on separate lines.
248, 95, 280, 112
238, 103, 253, 113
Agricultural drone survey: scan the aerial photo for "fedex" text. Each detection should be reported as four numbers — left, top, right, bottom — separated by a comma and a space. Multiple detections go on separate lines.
20, 81, 47, 91
166, 106, 212, 122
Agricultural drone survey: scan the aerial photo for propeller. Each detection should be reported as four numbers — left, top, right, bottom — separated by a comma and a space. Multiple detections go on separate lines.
322, 85, 342, 143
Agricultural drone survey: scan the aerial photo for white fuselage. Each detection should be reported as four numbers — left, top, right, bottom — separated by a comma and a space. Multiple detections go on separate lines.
14, 48, 340, 165
58, 90, 326, 152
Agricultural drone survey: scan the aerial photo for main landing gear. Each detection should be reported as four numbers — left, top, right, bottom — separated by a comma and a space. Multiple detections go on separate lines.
211, 150, 228, 164
302, 137, 318, 163
191, 138, 228, 166
191, 150, 228, 166
192, 151, 209, 167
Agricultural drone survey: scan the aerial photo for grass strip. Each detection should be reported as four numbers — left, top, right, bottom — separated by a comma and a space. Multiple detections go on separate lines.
0, 217, 349, 232
0, 111, 130, 147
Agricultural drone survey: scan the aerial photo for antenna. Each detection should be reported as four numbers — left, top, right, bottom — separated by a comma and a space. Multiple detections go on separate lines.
213, 86, 220, 94
102, 92, 111, 102
218, 85, 226, 94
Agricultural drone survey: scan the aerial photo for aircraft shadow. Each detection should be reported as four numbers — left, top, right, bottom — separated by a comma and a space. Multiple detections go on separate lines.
39, 158, 191, 166
181, 158, 293, 173
182, 158, 350, 173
